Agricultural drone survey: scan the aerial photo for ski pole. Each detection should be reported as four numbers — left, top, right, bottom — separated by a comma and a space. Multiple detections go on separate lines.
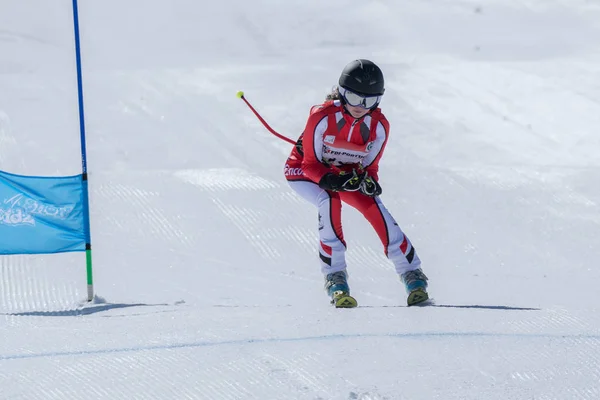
236, 91, 296, 145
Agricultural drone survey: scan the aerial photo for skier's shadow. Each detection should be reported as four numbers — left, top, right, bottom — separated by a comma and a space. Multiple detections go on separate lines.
363, 302, 540, 310
429, 304, 540, 310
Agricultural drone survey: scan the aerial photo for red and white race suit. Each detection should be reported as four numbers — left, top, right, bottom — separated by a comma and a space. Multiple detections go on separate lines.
284, 100, 421, 276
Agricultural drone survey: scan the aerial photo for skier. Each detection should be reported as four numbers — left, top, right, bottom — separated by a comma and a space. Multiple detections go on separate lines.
284, 59, 429, 307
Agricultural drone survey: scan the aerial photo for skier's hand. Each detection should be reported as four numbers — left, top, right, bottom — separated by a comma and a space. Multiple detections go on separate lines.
318, 169, 365, 192
359, 176, 382, 197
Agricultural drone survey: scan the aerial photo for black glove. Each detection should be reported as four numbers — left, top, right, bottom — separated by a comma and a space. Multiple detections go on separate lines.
359, 175, 382, 197
318, 170, 365, 192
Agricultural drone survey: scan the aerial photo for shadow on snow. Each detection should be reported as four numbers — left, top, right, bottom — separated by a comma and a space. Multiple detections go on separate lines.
2, 302, 172, 317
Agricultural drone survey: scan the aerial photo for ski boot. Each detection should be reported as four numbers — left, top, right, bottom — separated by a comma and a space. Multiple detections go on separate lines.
325, 270, 357, 308
400, 269, 429, 306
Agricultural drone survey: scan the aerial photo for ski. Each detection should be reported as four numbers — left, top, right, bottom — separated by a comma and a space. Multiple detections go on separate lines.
407, 288, 429, 306
331, 290, 358, 308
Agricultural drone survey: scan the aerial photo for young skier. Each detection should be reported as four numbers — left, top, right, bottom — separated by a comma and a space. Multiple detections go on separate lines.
284, 59, 429, 307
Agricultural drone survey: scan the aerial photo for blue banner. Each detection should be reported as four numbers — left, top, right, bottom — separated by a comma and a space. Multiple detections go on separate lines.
0, 170, 87, 255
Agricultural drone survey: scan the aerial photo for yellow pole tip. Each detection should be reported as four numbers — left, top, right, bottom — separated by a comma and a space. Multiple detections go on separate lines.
236, 91, 244, 99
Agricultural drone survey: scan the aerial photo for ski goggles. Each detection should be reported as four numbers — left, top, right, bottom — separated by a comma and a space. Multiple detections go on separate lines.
339, 87, 382, 109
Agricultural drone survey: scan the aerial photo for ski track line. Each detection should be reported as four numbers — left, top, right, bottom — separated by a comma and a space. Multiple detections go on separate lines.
1, 255, 79, 313
176, 168, 339, 261
183, 170, 311, 260
350, 245, 391, 273
174, 168, 277, 192
212, 197, 317, 261
94, 182, 193, 247
197, 364, 250, 400
33, 359, 115, 399
507, 343, 600, 382
152, 354, 259, 400
263, 190, 323, 254
219, 360, 269, 399
177, 168, 301, 260
7, 350, 360, 400
0, 110, 17, 164
211, 199, 280, 260
261, 352, 337, 398
2, 331, 600, 362
521, 307, 597, 333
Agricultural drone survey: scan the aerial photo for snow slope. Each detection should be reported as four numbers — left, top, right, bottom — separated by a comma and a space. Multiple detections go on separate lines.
1, 1, 600, 399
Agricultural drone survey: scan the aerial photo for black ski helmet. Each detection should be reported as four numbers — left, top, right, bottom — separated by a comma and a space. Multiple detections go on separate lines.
338, 59, 385, 96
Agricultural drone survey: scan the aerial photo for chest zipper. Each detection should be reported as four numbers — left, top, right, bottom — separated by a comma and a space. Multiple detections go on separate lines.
347, 119, 360, 142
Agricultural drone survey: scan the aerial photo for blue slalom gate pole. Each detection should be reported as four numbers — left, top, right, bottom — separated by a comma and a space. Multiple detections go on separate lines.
71, 0, 94, 301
